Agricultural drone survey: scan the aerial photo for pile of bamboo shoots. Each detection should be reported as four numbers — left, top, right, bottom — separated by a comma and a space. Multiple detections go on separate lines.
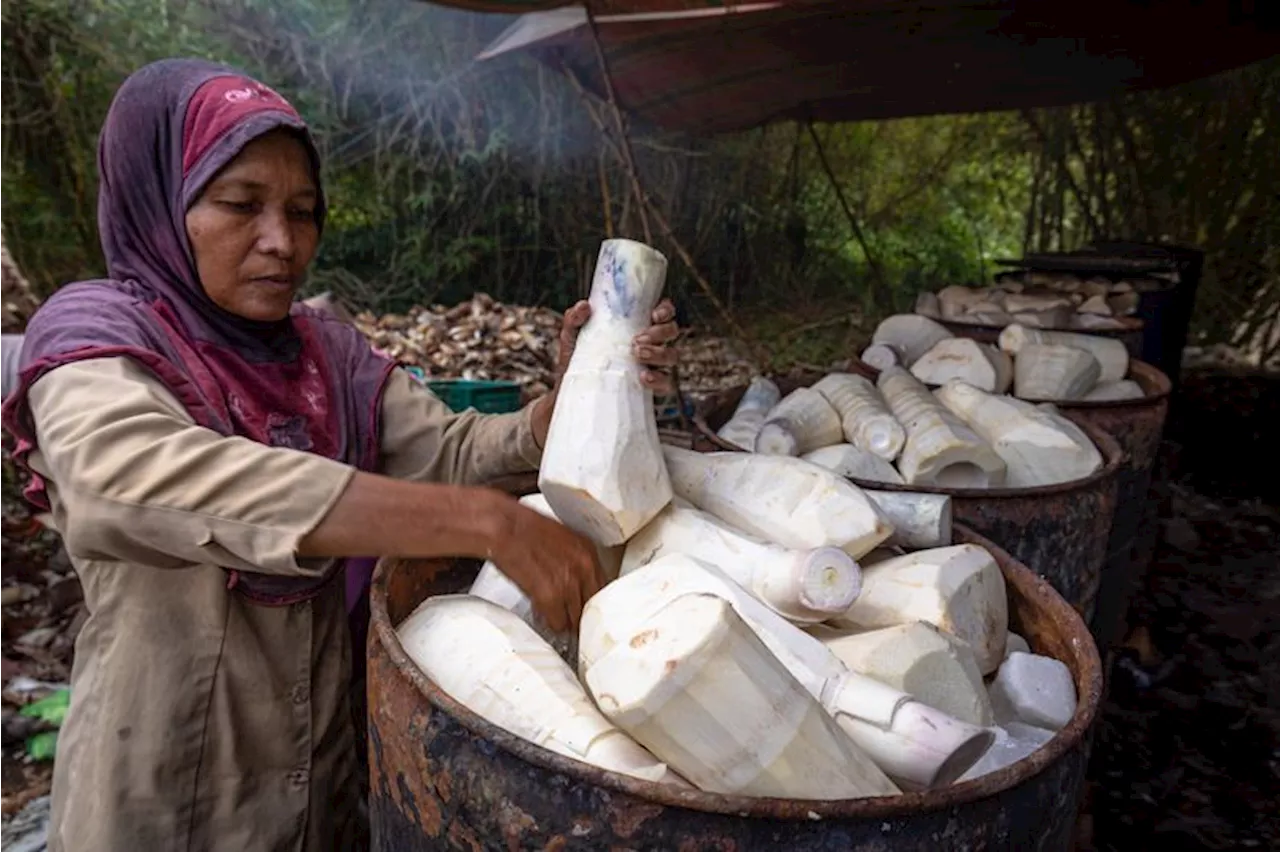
396, 240, 1080, 803
911, 276, 1150, 332
860, 315, 1144, 402
717, 319, 1114, 489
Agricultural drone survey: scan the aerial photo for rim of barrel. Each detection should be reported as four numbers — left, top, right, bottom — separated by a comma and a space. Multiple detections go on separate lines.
936, 314, 1144, 338
368, 527, 1103, 821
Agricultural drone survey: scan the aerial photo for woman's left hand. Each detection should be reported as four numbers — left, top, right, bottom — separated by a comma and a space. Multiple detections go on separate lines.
532, 299, 681, 446
555, 298, 681, 394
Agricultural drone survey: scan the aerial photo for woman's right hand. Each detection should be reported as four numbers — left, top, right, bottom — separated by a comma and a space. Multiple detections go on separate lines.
488, 496, 607, 633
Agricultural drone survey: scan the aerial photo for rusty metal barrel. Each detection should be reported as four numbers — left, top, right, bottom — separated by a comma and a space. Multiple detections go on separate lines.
368, 526, 1103, 852
696, 373, 1123, 623
1051, 360, 1171, 649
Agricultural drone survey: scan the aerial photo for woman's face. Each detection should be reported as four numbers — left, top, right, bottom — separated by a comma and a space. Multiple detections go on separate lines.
185, 130, 320, 322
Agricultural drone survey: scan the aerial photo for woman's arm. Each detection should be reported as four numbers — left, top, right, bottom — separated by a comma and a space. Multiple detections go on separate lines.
28, 356, 603, 628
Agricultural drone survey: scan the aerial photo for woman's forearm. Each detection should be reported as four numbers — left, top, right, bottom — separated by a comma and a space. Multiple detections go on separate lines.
297, 471, 511, 560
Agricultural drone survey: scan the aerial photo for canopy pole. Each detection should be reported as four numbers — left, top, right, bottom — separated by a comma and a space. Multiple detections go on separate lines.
584, 9, 652, 244
561, 37, 767, 375
804, 118, 893, 313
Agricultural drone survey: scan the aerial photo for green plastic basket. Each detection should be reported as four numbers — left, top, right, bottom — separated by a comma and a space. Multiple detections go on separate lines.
425, 378, 523, 414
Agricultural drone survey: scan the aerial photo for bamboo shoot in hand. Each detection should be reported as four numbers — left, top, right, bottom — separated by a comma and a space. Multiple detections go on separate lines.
539, 239, 673, 545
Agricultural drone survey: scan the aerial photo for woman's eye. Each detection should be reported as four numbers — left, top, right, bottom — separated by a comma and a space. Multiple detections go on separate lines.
220, 200, 258, 214
288, 207, 316, 222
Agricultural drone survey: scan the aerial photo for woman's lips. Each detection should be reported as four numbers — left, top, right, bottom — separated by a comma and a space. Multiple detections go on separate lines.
251, 275, 296, 288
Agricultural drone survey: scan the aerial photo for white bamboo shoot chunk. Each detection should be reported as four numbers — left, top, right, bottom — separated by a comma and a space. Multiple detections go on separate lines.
583, 555, 992, 789
1004, 293, 1073, 314
863, 490, 953, 549
812, 622, 994, 726
998, 323, 1129, 383
619, 501, 861, 623
876, 367, 1007, 488
909, 339, 1013, 394
935, 381, 1103, 487
870, 314, 954, 367
585, 593, 898, 799
914, 291, 942, 318
1077, 294, 1111, 315
810, 373, 906, 460
833, 544, 1008, 675
1013, 343, 1102, 401
957, 722, 1055, 783
397, 595, 686, 786
755, 387, 844, 456
1109, 292, 1140, 316
715, 376, 781, 450
935, 286, 985, 320
987, 651, 1077, 731
661, 445, 893, 559
802, 444, 904, 485
539, 239, 673, 545
1082, 380, 1144, 401
861, 341, 903, 372
1004, 632, 1031, 661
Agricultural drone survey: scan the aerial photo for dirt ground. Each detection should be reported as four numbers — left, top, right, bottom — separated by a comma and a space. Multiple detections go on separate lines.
2, 366, 1276, 850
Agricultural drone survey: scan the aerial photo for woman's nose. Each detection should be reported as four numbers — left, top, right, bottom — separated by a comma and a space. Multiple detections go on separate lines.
256, 209, 296, 260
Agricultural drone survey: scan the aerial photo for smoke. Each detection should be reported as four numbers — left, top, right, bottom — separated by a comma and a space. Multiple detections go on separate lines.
191, 0, 610, 170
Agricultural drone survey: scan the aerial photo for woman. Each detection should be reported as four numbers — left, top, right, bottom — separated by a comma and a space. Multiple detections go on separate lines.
0, 58, 681, 852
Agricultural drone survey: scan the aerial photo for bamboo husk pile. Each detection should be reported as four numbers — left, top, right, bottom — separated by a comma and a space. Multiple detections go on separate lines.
353, 293, 563, 399
352, 293, 758, 402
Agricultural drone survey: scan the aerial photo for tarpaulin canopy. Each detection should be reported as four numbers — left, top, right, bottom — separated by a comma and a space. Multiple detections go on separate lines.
425, 0, 1280, 134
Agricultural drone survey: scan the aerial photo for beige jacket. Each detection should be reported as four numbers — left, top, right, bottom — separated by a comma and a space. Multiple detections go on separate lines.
25, 357, 544, 852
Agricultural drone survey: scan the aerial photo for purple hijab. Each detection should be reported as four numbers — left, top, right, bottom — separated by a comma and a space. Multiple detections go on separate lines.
0, 58, 395, 607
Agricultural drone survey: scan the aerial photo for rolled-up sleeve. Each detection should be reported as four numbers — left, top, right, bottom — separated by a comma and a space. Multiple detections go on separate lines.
376, 368, 543, 485
25, 357, 355, 575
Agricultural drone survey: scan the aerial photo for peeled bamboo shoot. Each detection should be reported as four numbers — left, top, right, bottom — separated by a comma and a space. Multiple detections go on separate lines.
619, 501, 861, 623
988, 651, 1077, 731
397, 595, 686, 786
802, 444, 904, 485
935, 381, 1103, 487
811, 621, 994, 726
876, 367, 1007, 489
539, 238, 673, 545
810, 373, 906, 460
863, 490, 952, 549
1082, 380, 1144, 401
869, 314, 953, 367
754, 387, 844, 456
583, 555, 993, 790
909, 339, 1013, 394
1013, 344, 1102, 401
834, 544, 1009, 675
715, 376, 781, 450
585, 593, 897, 799
998, 323, 1129, 384
661, 445, 893, 559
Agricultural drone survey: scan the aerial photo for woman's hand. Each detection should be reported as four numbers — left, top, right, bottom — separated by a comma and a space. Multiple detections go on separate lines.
532, 298, 682, 445
488, 497, 607, 633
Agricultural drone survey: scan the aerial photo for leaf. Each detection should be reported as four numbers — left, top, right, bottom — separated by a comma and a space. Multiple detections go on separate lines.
19, 687, 70, 727
25, 730, 59, 761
